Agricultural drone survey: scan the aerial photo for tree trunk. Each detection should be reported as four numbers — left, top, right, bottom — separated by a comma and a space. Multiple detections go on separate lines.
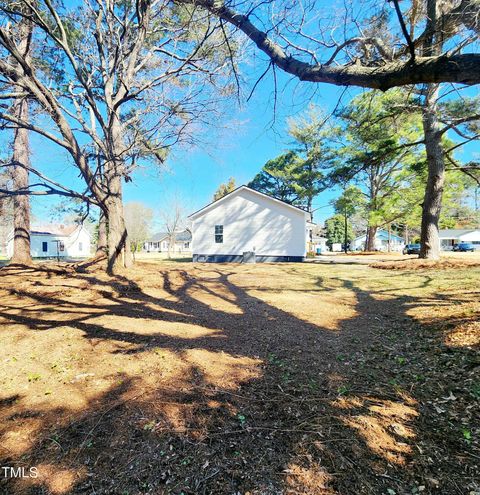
105, 176, 132, 273
419, 85, 443, 260
365, 225, 377, 251
96, 210, 108, 257
10, 97, 32, 265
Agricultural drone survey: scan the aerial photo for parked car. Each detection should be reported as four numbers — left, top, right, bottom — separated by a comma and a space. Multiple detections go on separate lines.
403, 243, 421, 255
453, 242, 475, 252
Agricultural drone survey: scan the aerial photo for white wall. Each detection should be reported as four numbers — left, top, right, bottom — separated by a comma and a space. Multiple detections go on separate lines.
191, 188, 308, 257
353, 233, 404, 252
460, 231, 480, 243
145, 239, 191, 253
440, 231, 480, 250
6, 226, 91, 258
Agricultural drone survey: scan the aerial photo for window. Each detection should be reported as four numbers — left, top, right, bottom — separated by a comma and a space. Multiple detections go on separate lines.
78, 242, 83, 252
42, 241, 48, 253
184, 242, 190, 249
59, 241, 65, 252
215, 225, 223, 243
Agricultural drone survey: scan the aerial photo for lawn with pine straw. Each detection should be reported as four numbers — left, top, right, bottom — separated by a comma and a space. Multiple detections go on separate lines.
0, 261, 478, 494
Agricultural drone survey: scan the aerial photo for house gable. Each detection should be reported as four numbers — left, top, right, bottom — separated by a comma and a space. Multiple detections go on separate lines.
190, 186, 308, 259
188, 185, 310, 221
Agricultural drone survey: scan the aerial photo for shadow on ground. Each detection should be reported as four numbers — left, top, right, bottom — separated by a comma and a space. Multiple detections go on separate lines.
0, 262, 478, 494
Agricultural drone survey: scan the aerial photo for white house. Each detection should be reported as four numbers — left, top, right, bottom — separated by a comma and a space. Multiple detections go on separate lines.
439, 229, 480, 250
144, 230, 192, 253
310, 235, 328, 254
6, 224, 92, 259
353, 228, 405, 252
188, 185, 311, 262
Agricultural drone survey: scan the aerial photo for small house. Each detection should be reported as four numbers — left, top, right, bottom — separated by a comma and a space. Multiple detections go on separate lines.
144, 230, 192, 253
439, 229, 480, 250
188, 185, 311, 262
6, 224, 92, 258
353, 229, 405, 252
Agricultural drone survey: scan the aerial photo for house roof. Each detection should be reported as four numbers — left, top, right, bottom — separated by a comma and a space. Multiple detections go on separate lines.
6, 224, 89, 242
31, 224, 80, 236
188, 185, 310, 219
438, 229, 478, 238
147, 230, 191, 243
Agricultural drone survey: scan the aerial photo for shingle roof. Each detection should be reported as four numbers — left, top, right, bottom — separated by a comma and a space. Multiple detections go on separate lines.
31, 224, 79, 236
439, 229, 477, 238
147, 230, 191, 242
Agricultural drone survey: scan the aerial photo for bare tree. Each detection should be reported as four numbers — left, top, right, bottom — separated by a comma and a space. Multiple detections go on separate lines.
124, 202, 153, 259
0, 0, 235, 272
160, 199, 186, 258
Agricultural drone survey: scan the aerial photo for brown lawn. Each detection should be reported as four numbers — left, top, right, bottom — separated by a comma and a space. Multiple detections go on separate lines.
0, 261, 478, 494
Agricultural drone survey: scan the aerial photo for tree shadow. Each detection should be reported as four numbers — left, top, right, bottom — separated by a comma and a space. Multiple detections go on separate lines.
0, 263, 478, 494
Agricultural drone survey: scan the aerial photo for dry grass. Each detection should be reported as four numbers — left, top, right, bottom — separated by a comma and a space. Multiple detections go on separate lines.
0, 261, 478, 494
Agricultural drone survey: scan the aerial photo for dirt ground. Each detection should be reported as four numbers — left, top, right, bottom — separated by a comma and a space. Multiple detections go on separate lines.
0, 260, 478, 495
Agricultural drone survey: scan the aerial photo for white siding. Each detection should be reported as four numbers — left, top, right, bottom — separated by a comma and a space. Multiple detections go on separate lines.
191, 188, 308, 257
459, 231, 480, 243
6, 226, 91, 258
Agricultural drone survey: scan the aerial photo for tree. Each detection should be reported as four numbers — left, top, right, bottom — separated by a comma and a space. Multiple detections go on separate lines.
0, 170, 13, 256
0, 1, 235, 272
179, 0, 480, 88
124, 202, 153, 259
335, 87, 479, 257
336, 90, 425, 251
333, 186, 364, 253
213, 177, 236, 201
325, 214, 354, 251
160, 199, 186, 258
287, 104, 334, 216
8, 13, 33, 265
249, 151, 322, 208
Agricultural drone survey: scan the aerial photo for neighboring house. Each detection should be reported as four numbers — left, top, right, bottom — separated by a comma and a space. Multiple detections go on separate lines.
439, 229, 480, 250
310, 235, 328, 254
144, 230, 192, 253
6, 224, 92, 258
353, 229, 405, 252
188, 185, 311, 262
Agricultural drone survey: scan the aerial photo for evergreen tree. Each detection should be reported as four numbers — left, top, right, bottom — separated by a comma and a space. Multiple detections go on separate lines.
213, 178, 236, 201
248, 151, 321, 209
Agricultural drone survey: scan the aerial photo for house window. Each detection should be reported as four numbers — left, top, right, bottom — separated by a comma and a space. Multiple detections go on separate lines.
42, 241, 48, 252
215, 225, 223, 243
78, 242, 83, 252
184, 242, 190, 249
59, 241, 65, 252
